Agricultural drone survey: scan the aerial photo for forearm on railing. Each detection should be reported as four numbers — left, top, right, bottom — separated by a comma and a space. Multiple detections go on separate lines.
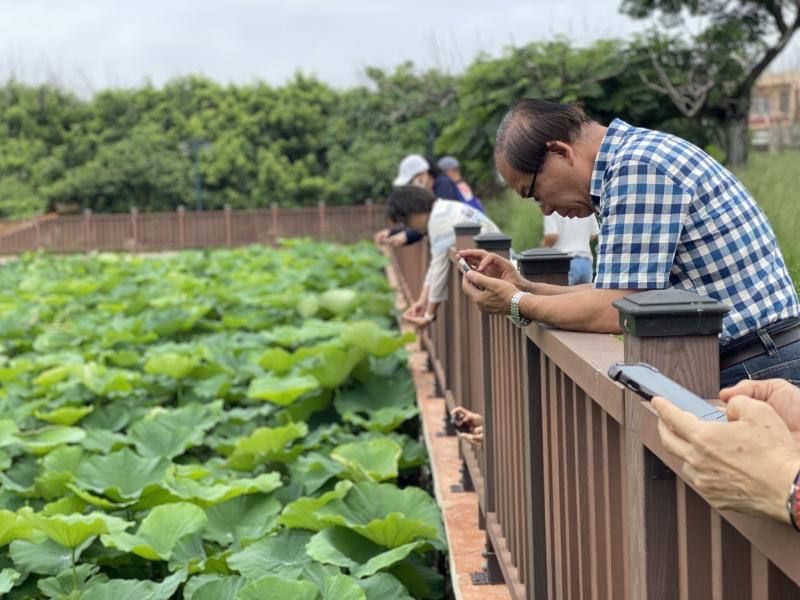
519, 281, 591, 296
519, 287, 634, 332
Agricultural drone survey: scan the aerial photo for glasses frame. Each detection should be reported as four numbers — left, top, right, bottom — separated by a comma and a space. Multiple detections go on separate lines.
524, 169, 539, 202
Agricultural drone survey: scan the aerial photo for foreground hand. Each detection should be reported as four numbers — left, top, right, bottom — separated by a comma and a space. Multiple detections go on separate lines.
457, 249, 525, 288
461, 270, 519, 315
720, 378, 800, 443
653, 394, 800, 522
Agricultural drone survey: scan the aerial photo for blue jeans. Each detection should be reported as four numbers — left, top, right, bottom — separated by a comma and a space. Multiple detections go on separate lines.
568, 256, 593, 286
719, 338, 800, 389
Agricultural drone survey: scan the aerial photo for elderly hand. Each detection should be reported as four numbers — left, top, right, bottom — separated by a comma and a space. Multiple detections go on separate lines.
457, 249, 526, 288
451, 407, 484, 447
720, 378, 800, 444
653, 394, 800, 522
461, 269, 519, 315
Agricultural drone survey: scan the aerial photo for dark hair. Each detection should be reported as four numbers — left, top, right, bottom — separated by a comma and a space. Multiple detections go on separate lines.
387, 185, 436, 224
424, 156, 442, 178
495, 99, 590, 174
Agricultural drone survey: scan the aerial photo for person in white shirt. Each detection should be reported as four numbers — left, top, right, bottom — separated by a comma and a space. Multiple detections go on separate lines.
387, 185, 501, 329
542, 213, 599, 285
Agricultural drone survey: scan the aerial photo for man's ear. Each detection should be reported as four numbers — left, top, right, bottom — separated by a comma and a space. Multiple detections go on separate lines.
545, 140, 576, 164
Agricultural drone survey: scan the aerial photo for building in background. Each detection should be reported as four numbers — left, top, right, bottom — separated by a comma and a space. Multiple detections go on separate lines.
749, 70, 800, 151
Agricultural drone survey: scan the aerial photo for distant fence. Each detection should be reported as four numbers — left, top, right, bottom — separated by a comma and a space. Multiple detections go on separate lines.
0, 202, 383, 254
391, 229, 800, 600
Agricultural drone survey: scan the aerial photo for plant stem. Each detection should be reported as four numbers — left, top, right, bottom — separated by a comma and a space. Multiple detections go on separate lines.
71, 547, 78, 591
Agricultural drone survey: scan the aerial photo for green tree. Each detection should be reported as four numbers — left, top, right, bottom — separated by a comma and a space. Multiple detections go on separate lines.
621, 0, 800, 165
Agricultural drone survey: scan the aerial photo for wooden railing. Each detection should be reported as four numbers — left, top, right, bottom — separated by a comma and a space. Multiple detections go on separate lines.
0, 201, 381, 254
390, 228, 800, 600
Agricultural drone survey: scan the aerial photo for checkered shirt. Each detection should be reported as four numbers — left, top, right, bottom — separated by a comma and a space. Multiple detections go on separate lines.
592, 119, 798, 343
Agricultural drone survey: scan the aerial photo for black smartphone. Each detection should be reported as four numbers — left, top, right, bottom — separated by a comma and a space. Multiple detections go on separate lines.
608, 362, 727, 422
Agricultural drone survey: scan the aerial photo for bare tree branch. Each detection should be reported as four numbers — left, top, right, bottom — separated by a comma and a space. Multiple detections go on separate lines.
639, 49, 718, 118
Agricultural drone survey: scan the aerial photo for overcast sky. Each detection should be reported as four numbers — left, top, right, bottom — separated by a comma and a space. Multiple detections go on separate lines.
1, 0, 798, 94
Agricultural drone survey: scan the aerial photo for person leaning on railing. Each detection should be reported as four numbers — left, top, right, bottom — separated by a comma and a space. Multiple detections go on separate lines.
653, 378, 800, 530
385, 185, 501, 329
458, 99, 800, 387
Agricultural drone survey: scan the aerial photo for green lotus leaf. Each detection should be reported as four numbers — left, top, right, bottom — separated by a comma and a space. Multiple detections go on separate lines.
334, 375, 417, 433
80, 567, 187, 600
144, 351, 199, 380
160, 471, 282, 507
314, 481, 443, 548
33, 405, 94, 426
33, 364, 74, 387
128, 401, 223, 458
0, 509, 35, 546
100, 502, 207, 561
75, 362, 138, 396
235, 575, 320, 600
0, 419, 19, 446
340, 321, 415, 357
0, 568, 20, 594
226, 422, 308, 470
227, 529, 333, 583
279, 480, 353, 531
42, 494, 87, 516
302, 345, 366, 389
307, 526, 423, 578
331, 438, 402, 482
256, 347, 298, 374
192, 373, 232, 399
322, 574, 367, 600
247, 374, 320, 405
14, 425, 87, 455
37, 563, 100, 598
290, 452, 345, 495
19, 507, 131, 549
320, 288, 358, 315
389, 552, 446, 600
10, 538, 82, 575
185, 575, 245, 600
203, 494, 282, 547
73, 447, 169, 500
357, 573, 414, 600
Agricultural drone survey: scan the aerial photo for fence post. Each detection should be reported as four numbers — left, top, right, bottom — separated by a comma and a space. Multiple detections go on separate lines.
129, 207, 138, 253
454, 222, 481, 251
177, 205, 186, 248
366, 198, 375, 232
271, 202, 279, 245
34, 214, 42, 250
318, 200, 326, 240
83, 208, 92, 253
224, 203, 232, 247
517, 248, 572, 286
471, 231, 512, 586
614, 290, 730, 600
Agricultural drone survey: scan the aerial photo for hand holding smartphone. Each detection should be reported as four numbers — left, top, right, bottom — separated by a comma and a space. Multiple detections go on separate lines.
608, 362, 727, 422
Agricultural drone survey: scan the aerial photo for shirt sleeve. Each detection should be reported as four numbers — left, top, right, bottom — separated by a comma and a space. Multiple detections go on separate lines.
594, 160, 692, 290
543, 214, 558, 236
425, 231, 456, 303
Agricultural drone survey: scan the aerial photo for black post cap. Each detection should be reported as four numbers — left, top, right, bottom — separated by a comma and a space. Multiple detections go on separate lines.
516, 248, 572, 276
474, 232, 512, 252
454, 222, 482, 237
613, 289, 731, 337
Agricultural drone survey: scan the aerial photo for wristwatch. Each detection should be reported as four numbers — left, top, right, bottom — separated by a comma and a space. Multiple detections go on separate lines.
510, 291, 531, 328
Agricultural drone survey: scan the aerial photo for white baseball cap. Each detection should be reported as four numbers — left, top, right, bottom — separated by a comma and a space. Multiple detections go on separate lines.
393, 154, 430, 186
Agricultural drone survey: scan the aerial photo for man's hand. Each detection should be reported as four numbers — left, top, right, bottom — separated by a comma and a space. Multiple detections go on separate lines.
720, 379, 800, 443
461, 269, 519, 315
653, 394, 800, 522
457, 249, 525, 288
451, 407, 484, 447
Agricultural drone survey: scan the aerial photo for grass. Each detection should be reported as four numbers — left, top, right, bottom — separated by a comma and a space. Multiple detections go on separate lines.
484, 149, 800, 287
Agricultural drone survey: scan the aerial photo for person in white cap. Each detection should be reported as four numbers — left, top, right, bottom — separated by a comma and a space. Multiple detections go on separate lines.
376, 154, 483, 246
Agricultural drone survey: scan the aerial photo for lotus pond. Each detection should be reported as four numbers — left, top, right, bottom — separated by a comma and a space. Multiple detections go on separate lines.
0, 241, 446, 599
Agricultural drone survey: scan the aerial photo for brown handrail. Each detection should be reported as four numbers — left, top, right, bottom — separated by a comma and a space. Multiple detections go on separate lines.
389, 228, 800, 600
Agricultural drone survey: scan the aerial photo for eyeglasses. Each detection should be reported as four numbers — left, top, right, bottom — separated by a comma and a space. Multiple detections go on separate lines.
524, 170, 539, 202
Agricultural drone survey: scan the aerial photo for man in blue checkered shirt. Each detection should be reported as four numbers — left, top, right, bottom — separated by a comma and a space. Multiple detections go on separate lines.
459, 99, 800, 387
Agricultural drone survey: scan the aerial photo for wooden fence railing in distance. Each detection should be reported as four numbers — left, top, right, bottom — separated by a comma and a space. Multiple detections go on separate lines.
389, 230, 800, 600
0, 202, 384, 254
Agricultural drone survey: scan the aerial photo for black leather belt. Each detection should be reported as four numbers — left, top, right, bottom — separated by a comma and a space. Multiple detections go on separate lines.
720, 319, 800, 370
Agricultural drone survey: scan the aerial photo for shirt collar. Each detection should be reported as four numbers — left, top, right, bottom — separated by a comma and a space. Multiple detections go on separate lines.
590, 118, 633, 206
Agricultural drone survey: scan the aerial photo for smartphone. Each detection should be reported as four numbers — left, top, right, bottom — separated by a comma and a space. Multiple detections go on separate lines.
607, 362, 727, 422
457, 258, 472, 274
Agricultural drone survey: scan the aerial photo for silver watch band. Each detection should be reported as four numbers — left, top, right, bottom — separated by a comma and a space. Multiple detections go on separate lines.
510, 291, 531, 328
